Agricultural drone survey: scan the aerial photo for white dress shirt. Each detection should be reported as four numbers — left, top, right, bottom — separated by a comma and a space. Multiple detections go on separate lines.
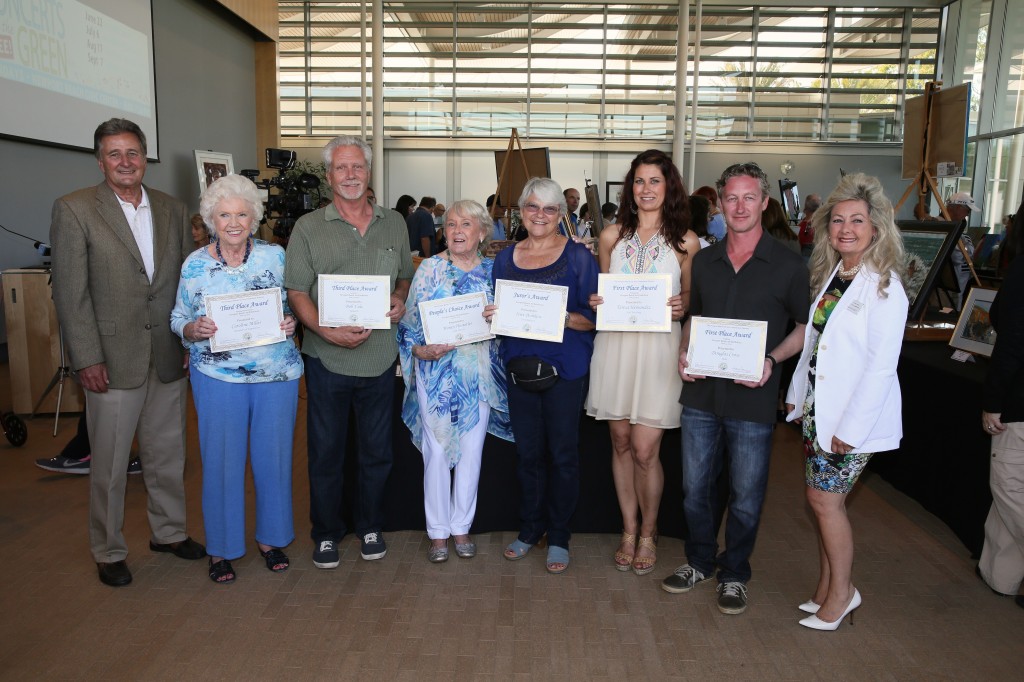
115, 187, 155, 282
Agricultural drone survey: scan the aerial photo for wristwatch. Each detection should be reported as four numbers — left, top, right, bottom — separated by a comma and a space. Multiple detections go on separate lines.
564, 311, 570, 327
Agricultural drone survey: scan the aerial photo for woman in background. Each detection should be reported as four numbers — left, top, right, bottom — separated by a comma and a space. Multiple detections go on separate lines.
395, 194, 417, 218
587, 149, 699, 575
191, 213, 210, 249
692, 185, 725, 240
763, 197, 800, 254
398, 200, 513, 562
171, 175, 302, 584
785, 173, 907, 629
688, 194, 713, 247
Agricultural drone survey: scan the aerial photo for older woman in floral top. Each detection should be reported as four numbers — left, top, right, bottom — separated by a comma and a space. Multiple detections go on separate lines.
398, 199, 513, 563
170, 174, 302, 584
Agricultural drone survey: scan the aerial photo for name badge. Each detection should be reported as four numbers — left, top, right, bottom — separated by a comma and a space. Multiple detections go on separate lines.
847, 300, 864, 315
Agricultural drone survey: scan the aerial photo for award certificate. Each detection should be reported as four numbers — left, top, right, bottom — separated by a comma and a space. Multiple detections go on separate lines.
205, 288, 285, 353
419, 292, 495, 346
318, 275, 392, 329
596, 273, 673, 332
491, 279, 568, 343
685, 316, 768, 382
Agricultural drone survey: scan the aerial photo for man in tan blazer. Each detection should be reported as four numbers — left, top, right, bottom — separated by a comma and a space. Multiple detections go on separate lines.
50, 119, 206, 587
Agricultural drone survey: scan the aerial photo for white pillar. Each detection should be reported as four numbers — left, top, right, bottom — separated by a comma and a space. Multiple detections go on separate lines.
372, 0, 384, 195
673, 0, 690, 169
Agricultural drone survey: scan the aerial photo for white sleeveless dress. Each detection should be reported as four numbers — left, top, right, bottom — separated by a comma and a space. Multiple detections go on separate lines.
586, 231, 684, 429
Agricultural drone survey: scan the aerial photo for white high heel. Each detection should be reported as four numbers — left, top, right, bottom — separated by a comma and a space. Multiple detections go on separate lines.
798, 600, 820, 614
798, 589, 861, 631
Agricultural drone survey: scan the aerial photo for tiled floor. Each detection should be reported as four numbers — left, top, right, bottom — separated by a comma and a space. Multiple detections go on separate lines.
0, 369, 1021, 681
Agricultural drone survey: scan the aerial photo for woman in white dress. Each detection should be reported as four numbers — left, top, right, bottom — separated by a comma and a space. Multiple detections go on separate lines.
587, 149, 700, 575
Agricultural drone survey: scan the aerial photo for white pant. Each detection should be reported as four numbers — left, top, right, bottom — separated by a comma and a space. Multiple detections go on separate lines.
416, 380, 489, 540
979, 422, 1024, 595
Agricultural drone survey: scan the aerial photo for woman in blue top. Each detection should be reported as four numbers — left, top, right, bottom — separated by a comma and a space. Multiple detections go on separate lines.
170, 175, 302, 584
398, 200, 513, 563
485, 177, 599, 573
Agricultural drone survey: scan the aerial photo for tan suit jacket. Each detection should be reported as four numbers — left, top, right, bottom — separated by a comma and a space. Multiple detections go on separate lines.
50, 182, 192, 389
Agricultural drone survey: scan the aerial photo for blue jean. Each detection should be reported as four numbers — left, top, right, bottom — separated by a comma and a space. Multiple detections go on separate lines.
191, 371, 299, 560
505, 372, 587, 549
304, 355, 394, 542
681, 405, 774, 584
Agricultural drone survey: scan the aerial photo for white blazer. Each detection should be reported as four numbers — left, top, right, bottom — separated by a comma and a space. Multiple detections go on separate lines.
785, 265, 908, 454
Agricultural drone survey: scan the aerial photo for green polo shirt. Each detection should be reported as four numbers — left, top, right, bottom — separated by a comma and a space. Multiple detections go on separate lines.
285, 203, 414, 377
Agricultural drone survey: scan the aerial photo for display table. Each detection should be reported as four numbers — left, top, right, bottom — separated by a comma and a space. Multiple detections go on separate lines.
2, 268, 84, 414
353, 376, 690, 537
867, 341, 991, 556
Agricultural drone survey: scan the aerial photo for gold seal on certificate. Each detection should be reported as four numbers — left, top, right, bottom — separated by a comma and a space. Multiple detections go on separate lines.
596, 273, 672, 332
418, 292, 495, 346
317, 274, 391, 329
491, 279, 569, 343
685, 316, 768, 382
204, 288, 285, 353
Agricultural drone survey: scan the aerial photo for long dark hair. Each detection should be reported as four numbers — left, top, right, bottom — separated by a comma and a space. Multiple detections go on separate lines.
394, 194, 416, 216
763, 197, 797, 242
616, 149, 691, 252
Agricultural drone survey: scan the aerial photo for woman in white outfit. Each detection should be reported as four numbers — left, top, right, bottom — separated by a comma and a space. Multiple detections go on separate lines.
785, 173, 907, 630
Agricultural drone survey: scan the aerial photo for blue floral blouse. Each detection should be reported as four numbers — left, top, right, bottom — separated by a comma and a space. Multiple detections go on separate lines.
398, 255, 513, 468
170, 240, 303, 384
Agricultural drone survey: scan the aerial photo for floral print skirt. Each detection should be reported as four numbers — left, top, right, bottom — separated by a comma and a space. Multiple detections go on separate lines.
801, 379, 873, 494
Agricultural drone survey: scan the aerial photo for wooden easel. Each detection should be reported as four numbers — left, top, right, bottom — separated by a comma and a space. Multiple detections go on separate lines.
895, 81, 981, 332
493, 128, 532, 240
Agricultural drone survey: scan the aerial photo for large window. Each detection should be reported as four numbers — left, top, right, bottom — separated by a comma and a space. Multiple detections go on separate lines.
279, 2, 939, 142
945, 0, 1024, 230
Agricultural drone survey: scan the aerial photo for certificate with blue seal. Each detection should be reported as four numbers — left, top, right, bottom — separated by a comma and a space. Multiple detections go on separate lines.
685, 316, 767, 382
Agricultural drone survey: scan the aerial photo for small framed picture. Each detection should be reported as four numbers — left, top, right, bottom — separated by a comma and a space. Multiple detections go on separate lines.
949, 287, 998, 357
605, 181, 624, 205
194, 150, 234, 195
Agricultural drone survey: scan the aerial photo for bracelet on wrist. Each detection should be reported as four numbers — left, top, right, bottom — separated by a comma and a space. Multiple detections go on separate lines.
765, 354, 777, 370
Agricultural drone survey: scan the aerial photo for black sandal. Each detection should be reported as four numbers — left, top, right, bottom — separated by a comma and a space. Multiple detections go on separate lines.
258, 546, 289, 572
208, 557, 235, 584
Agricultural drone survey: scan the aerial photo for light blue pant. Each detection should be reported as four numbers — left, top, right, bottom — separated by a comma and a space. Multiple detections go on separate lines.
191, 371, 299, 560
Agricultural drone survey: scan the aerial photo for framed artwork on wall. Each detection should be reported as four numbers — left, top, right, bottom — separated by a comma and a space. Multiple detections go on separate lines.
606, 181, 624, 205
194, 150, 234, 195
949, 287, 998, 357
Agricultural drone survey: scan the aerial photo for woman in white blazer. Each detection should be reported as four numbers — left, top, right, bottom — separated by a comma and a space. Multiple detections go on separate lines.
784, 173, 908, 630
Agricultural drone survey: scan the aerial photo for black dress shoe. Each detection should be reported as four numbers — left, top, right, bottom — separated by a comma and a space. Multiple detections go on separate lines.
149, 537, 207, 560
97, 560, 132, 586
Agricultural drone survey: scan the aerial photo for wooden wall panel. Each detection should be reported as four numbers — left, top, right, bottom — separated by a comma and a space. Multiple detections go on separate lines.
213, 0, 278, 41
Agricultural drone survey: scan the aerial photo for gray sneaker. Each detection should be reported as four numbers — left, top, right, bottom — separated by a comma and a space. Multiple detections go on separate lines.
716, 581, 748, 614
661, 563, 712, 594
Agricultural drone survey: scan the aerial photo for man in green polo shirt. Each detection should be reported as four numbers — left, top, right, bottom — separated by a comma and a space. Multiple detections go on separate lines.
285, 135, 414, 569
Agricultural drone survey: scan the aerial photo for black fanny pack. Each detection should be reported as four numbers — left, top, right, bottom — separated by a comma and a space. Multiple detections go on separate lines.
507, 356, 559, 392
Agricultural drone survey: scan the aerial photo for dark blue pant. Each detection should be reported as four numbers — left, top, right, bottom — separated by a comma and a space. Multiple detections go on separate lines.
681, 405, 774, 584
304, 355, 394, 542
505, 372, 587, 549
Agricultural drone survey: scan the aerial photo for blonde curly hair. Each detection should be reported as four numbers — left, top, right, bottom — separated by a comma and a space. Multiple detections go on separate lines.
808, 173, 905, 297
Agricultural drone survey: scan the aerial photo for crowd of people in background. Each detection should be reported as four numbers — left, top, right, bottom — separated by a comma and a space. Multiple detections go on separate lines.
40, 118, 1023, 623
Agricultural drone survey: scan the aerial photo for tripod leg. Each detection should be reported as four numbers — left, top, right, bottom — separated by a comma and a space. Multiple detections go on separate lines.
52, 373, 66, 437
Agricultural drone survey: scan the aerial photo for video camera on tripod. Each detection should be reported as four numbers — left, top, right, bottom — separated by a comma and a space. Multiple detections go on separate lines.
240, 148, 322, 241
